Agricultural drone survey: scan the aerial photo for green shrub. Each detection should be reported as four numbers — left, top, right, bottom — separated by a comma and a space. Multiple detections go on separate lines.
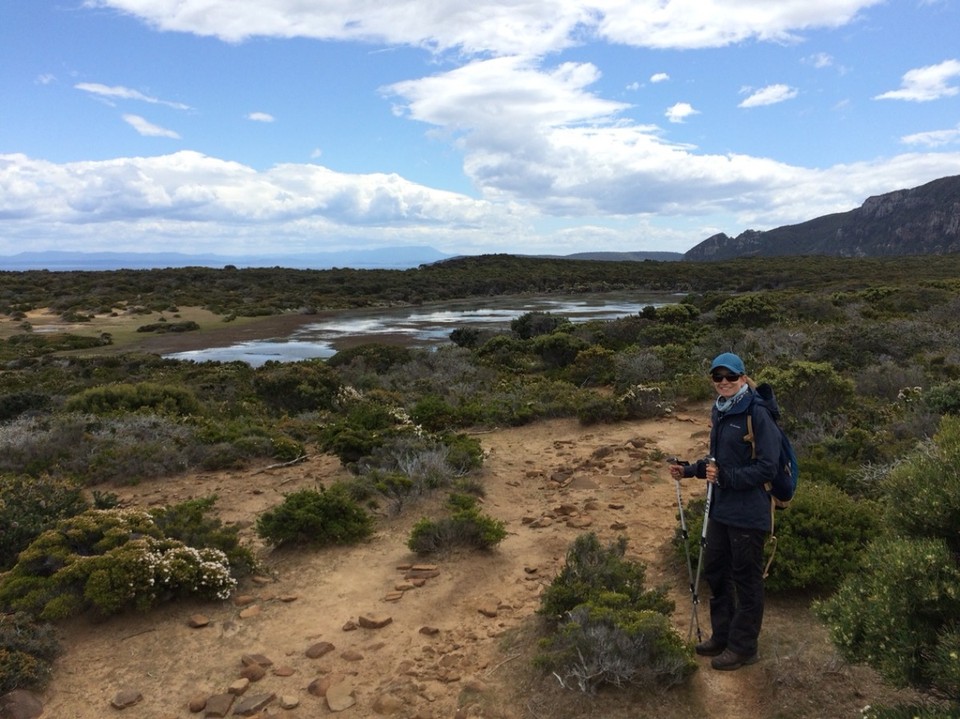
511, 311, 571, 339
714, 293, 781, 327
531, 332, 587, 369
882, 430, 960, 555
0, 612, 60, 693
757, 360, 855, 421
763, 482, 881, 592
326, 343, 412, 373
564, 345, 615, 387
253, 360, 340, 415
150, 496, 257, 577
534, 604, 696, 693
407, 494, 507, 554
255, 486, 373, 547
0, 390, 50, 422
0, 474, 88, 570
535, 534, 687, 694
318, 401, 398, 465
0, 509, 236, 619
815, 536, 960, 695
925, 379, 960, 416
677, 483, 880, 593
410, 394, 458, 432
440, 433, 484, 473
576, 395, 627, 425
539, 533, 673, 622
65, 382, 200, 416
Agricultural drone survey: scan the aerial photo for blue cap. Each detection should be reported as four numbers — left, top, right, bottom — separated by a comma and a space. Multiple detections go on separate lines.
710, 352, 745, 375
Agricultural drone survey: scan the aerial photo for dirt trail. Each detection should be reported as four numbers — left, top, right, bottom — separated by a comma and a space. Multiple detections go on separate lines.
41, 406, 766, 719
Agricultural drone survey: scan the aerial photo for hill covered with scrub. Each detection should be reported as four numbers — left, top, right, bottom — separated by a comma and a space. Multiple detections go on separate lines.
1, 254, 960, 718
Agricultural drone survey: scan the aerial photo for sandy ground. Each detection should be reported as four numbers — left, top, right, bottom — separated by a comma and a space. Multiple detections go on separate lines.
33, 404, 789, 719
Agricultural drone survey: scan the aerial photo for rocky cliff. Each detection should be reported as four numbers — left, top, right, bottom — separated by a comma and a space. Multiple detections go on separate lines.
683, 174, 960, 261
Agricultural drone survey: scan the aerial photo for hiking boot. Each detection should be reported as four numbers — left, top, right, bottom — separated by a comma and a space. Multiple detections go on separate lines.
710, 648, 759, 671
694, 637, 726, 657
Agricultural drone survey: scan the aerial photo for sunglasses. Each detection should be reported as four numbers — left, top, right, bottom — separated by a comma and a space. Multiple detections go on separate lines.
711, 373, 742, 383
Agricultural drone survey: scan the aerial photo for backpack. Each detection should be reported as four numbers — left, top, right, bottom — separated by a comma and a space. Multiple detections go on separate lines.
745, 411, 798, 508
743, 383, 799, 577
743, 383, 798, 508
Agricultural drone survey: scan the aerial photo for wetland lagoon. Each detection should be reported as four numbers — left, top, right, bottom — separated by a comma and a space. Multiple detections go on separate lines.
165, 291, 677, 366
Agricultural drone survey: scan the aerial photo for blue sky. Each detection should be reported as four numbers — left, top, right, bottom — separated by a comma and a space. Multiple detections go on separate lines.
2, 0, 960, 260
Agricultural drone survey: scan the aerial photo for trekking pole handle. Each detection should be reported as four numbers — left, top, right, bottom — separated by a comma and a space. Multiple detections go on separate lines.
700, 457, 716, 542
705, 456, 718, 484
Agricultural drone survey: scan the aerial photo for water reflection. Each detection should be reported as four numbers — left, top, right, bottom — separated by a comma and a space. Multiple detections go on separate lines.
165, 293, 673, 366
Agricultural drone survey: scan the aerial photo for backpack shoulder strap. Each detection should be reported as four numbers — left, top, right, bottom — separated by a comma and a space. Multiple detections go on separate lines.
744, 412, 757, 460
745, 406, 779, 577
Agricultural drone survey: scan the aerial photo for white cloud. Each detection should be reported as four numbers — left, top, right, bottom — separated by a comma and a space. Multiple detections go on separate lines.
650, 72, 669, 83
87, 0, 886, 55
875, 59, 960, 102
901, 125, 960, 147
738, 84, 798, 108
76, 82, 191, 110
0, 151, 526, 254
123, 114, 181, 138
804, 52, 833, 69
3, 147, 960, 256
665, 102, 698, 123
247, 112, 275, 122
36, 74, 56, 85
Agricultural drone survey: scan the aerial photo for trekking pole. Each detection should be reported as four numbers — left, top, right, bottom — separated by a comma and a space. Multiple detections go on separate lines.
669, 458, 702, 642
690, 457, 716, 643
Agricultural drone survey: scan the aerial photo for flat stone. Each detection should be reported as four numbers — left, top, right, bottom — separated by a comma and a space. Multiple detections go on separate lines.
228, 678, 249, 695
306, 641, 335, 658
202, 693, 234, 718
187, 614, 210, 628
110, 688, 142, 709
358, 613, 393, 629
232, 692, 275, 716
326, 682, 355, 712
272, 665, 295, 677
279, 695, 299, 709
238, 604, 261, 619
308, 674, 343, 698
372, 693, 405, 714
238, 664, 266, 682
241, 653, 273, 667
419, 626, 440, 636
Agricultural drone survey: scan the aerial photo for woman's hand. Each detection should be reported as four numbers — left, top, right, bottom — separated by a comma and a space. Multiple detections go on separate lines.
706, 462, 718, 484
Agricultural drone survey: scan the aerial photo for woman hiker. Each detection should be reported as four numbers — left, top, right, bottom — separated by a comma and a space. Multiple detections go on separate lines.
669, 352, 779, 670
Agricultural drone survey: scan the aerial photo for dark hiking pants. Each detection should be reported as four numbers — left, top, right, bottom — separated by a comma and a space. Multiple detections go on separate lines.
704, 520, 766, 656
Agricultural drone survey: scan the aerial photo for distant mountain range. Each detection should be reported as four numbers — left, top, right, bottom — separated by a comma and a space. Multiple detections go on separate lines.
2, 175, 957, 270
683, 174, 960, 261
0, 246, 453, 271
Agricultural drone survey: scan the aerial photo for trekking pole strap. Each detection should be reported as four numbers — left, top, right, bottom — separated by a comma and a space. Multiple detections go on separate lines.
763, 494, 777, 579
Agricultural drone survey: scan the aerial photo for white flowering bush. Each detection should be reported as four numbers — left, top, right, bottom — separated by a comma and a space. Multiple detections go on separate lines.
0, 507, 237, 620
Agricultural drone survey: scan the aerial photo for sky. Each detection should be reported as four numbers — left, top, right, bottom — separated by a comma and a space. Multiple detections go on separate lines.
2, 0, 960, 261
